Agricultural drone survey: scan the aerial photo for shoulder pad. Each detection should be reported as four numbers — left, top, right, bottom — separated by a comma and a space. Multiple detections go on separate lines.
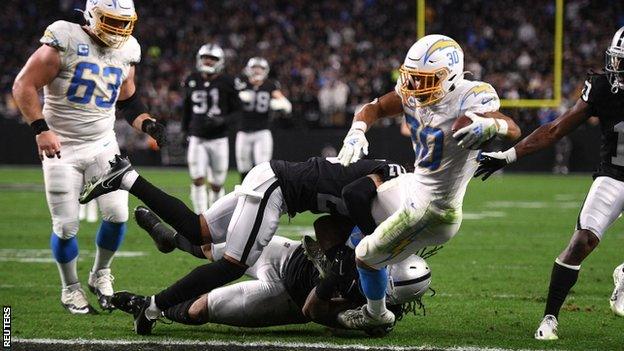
581, 71, 609, 104
459, 82, 500, 113
234, 76, 247, 90
40, 20, 73, 52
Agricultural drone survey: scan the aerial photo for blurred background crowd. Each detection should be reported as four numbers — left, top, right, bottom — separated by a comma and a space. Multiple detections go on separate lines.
2, 0, 623, 152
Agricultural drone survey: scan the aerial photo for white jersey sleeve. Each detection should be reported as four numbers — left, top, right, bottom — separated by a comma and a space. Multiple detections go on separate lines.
40, 21, 73, 65
124, 36, 141, 65
458, 82, 500, 114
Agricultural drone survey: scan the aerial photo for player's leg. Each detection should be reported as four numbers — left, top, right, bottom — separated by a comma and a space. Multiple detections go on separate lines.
206, 137, 229, 206
86, 200, 98, 222
253, 129, 273, 166
187, 136, 209, 214
134, 163, 284, 334
235, 131, 253, 181
43, 158, 96, 314
536, 176, 624, 340
85, 141, 129, 310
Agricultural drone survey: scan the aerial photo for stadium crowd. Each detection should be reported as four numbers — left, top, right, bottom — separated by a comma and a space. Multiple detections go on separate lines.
2, 0, 623, 133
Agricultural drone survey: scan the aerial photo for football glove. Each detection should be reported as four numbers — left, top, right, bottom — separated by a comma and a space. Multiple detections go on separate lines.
474, 148, 517, 181
452, 111, 504, 149
337, 121, 369, 166
141, 119, 167, 147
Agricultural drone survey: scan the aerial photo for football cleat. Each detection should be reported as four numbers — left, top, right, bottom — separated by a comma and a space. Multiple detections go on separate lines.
609, 263, 624, 316
111, 291, 145, 315
134, 206, 176, 254
301, 235, 331, 278
534, 314, 559, 340
134, 297, 157, 335
88, 268, 115, 311
337, 305, 395, 332
80, 155, 133, 204
61, 283, 98, 315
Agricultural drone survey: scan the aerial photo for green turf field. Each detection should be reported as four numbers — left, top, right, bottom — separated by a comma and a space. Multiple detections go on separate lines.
1, 166, 622, 350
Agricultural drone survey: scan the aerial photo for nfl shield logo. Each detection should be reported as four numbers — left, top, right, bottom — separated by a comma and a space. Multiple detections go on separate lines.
77, 44, 89, 56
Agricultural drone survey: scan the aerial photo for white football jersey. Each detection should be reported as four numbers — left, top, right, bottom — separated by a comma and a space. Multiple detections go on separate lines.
401, 79, 500, 210
40, 21, 141, 143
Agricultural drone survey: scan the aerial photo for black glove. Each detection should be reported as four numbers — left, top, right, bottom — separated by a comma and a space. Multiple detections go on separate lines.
474, 150, 515, 181
141, 119, 167, 147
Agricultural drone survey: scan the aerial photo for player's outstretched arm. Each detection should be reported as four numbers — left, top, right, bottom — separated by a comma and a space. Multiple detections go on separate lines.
337, 91, 403, 166
475, 99, 591, 180
13, 45, 62, 159
117, 66, 167, 147
302, 287, 358, 328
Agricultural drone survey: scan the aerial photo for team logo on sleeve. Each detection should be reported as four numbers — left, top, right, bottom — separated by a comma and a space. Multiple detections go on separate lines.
77, 44, 90, 56
461, 84, 496, 108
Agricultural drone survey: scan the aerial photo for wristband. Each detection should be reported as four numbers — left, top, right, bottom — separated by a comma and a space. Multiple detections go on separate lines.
30, 119, 50, 135
351, 120, 368, 132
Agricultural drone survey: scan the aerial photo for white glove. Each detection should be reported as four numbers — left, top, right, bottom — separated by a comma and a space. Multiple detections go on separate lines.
238, 90, 254, 103
270, 97, 292, 114
452, 111, 508, 149
337, 121, 369, 166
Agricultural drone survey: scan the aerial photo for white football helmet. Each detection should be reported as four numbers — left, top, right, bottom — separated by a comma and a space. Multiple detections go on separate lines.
386, 255, 431, 305
196, 43, 225, 75
606, 26, 624, 93
245, 57, 270, 82
397, 34, 464, 107
83, 0, 137, 48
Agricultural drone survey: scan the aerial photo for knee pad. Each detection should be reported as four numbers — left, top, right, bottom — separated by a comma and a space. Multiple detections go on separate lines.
53, 218, 80, 240
355, 235, 379, 266
210, 170, 227, 187
99, 194, 129, 223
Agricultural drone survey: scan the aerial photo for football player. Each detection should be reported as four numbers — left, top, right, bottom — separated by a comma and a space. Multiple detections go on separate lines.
79, 155, 404, 334
236, 57, 291, 181
475, 26, 624, 340
11, 0, 166, 314
335, 34, 521, 331
112, 220, 430, 334
183, 43, 241, 213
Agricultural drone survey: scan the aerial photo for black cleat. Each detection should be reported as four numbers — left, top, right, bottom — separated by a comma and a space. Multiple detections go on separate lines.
134, 206, 176, 254
80, 155, 133, 204
134, 297, 157, 335
111, 291, 145, 315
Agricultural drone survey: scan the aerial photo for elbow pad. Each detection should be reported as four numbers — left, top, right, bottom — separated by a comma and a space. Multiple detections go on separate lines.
116, 91, 148, 124
270, 97, 292, 114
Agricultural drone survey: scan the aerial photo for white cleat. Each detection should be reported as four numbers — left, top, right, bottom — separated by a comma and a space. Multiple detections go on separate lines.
609, 263, 624, 317
337, 304, 395, 333
535, 314, 559, 340
61, 283, 97, 314
88, 268, 115, 311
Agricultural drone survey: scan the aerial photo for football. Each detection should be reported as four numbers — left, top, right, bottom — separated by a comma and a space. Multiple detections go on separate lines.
451, 112, 485, 133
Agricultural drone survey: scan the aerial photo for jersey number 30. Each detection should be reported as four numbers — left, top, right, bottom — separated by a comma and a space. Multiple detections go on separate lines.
405, 112, 444, 171
67, 62, 122, 108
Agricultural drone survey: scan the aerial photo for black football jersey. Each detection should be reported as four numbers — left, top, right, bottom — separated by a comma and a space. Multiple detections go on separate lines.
283, 245, 364, 309
182, 72, 241, 140
237, 77, 280, 132
581, 72, 624, 180
269, 157, 405, 217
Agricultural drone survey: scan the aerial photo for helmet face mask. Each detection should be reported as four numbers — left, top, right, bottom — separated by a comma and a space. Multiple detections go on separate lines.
606, 26, 624, 92
398, 35, 464, 108
84, 0, 137, 48
245, 57, 270, 82
196, 44, 225, 75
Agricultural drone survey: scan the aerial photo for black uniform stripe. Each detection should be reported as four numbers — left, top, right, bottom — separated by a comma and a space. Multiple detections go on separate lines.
393, 272, 431, 287
240, 181, 280, 263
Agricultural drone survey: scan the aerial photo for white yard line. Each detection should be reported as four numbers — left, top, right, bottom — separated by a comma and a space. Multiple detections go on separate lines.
13, 338, 554, 351
0, 249, 146, 263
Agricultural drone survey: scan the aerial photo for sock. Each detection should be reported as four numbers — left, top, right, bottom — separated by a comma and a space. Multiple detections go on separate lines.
208, 187, 224, 207
154, 258, 246, 310
174, 233, 207, 259
93, 221, 127, 271
163, 298, 204, 325
357, 266, 389, 316
50, 233, 79, 288
130, 176, 204, 245
120, 170, 139, 190
190, 184, 208, 214
544, 258, 580, 318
